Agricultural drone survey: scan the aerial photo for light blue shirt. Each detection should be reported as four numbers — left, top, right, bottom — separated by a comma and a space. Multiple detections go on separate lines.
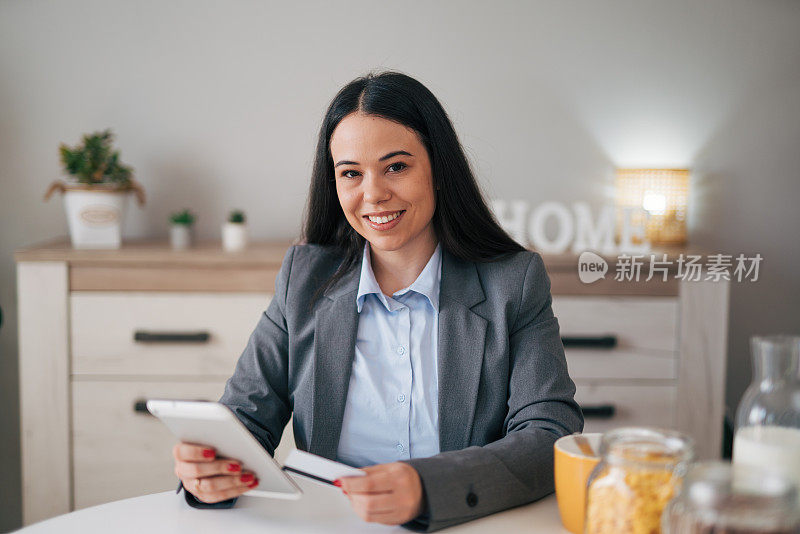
335, 241, 442, 468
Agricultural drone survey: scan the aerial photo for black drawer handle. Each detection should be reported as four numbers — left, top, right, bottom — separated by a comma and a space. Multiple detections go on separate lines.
561, 335, 617, 348
133, 400, 152, 415
581, 404, 616, 419
133, 398, 211, 415
134, 330, 210, 343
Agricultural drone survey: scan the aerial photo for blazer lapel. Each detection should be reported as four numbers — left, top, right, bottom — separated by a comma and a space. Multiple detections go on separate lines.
437, 248, 487, 452
308, 251, 361, 460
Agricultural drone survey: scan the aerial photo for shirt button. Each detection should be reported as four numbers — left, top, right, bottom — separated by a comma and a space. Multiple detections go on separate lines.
397, 393, 405, 403
396, 346, 406, 355
396, 443, 405, 452
466, 492, 478, 507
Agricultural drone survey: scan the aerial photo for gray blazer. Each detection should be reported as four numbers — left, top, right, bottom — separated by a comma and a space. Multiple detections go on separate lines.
201, 243, 583, 531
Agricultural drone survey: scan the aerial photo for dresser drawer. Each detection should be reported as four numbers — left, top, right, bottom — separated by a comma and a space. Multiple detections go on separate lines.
565, 350, 676, 380
574, 382, 677, 434
71, 379, 296, 510
70, 292, 271, 376
552, 296, 679, 353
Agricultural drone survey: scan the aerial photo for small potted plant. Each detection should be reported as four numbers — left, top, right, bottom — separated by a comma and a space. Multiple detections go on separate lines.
169, 209, 195, 250
44, 129, 145, 248
222, 209, 248, 251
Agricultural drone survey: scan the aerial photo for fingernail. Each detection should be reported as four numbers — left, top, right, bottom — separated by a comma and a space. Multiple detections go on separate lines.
248, 479, 259, 488
202, 448, 215, 458
226, 463, 241, 472
241, 473, 254, 483
332, 479, 342, 487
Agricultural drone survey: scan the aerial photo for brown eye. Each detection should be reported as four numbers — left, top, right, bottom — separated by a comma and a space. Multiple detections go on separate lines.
340, 170, 360, 179
388, 162, 407, 173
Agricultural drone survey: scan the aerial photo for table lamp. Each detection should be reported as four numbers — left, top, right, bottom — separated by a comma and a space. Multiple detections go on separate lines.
615, 168, 689, 246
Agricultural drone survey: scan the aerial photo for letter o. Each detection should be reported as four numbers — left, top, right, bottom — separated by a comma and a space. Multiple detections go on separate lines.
528, 202, 574, 254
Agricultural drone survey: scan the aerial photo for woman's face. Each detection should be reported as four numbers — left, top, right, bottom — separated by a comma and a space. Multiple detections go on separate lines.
330, 112, 437, 256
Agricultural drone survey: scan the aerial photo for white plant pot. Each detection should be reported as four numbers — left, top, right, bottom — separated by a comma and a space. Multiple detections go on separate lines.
222, 222, 248, 251
170, 225, 193, 250
63, 189, 128, 249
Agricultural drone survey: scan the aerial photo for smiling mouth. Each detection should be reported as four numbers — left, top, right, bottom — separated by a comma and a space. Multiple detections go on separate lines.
364, 210, 404, 224
363, 210, 405, 230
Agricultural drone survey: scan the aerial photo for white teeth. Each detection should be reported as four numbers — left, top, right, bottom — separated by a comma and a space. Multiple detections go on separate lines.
368, 211, 401, 224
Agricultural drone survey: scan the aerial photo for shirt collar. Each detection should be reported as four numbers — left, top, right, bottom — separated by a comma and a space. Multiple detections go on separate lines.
356, 241, 442, 313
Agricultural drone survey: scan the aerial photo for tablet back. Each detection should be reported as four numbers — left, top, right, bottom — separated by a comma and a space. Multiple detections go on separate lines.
146, 399, 302, 499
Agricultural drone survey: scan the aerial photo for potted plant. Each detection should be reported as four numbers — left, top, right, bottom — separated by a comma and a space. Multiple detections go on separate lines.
169, 209, 195, 250
222, 209, 248, 251
44, 129, 145, 249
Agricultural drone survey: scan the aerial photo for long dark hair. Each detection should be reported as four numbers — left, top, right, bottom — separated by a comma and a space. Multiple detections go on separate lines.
302, 70, 525, 304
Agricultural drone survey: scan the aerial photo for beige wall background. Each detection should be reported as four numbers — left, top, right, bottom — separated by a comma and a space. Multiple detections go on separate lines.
1, 0, 799, 530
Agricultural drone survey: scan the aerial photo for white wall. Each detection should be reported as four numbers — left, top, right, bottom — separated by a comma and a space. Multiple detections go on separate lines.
1, 1, 798, 529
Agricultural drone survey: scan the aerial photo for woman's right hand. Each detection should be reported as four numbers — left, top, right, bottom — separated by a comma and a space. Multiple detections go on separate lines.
173, 442, 259, 503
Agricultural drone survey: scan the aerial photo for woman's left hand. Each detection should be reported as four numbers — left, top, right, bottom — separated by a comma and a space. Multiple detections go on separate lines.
335, 462, 424, 525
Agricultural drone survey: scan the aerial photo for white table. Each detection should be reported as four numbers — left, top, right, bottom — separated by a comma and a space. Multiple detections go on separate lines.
15, 474, 570, 533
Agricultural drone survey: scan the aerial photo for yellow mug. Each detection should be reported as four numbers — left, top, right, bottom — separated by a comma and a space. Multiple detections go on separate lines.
554, 432, 602, 534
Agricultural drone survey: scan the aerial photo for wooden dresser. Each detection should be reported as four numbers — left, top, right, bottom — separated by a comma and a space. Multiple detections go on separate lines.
15, 238, 729, 525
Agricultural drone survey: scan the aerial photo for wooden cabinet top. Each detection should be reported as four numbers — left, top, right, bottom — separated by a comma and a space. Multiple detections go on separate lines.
14, 236, 695, 271
14, 236, 298, 268
15, 237, 697, 296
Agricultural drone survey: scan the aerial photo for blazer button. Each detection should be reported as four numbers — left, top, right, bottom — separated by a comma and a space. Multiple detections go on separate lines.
466, 492, 478, 507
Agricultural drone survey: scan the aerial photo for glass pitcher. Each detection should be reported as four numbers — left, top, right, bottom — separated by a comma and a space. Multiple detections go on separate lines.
733, 335, 800, 504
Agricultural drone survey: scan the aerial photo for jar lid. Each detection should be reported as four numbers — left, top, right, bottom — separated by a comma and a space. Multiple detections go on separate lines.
600, 426, 695, 468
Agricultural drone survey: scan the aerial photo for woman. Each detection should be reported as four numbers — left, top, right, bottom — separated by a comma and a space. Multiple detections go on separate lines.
172, 70, 583, 532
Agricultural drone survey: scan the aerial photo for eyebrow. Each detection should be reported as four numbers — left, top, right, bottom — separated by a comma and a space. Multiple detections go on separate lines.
334, 150, 414, 168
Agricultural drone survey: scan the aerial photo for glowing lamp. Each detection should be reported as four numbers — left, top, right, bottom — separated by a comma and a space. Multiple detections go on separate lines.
615, 168, 689, 246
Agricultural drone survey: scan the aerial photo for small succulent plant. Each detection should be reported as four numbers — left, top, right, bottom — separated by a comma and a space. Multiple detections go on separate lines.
228, 210, 246, 224
170, 209, 195, 226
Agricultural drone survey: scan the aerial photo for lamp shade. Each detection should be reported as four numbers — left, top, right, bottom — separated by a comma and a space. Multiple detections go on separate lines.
615, 168, 689, 246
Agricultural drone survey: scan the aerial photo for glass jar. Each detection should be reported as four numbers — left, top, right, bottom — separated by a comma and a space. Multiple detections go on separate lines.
662, 461, 800, 533
733, 335, 800, 504
584, 427, 694, 534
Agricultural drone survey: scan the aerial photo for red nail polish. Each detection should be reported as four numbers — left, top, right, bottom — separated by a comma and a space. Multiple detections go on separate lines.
241, 473, 254, 483
248, 479, 259, 488
332, 479, 342, 487
202, 448, 215, 458
227, 463, 241, 472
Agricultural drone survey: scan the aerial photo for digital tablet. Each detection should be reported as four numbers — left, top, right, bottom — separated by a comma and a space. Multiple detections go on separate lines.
146, 399, 302, 499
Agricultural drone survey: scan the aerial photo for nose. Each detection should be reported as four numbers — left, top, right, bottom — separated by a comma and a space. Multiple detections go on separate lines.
362, 172, 391, 204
